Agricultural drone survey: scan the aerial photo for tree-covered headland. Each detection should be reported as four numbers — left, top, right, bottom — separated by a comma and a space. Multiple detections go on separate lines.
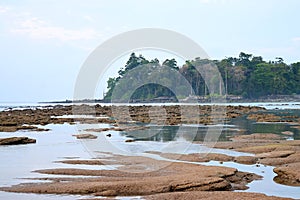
104, 52, 300, 102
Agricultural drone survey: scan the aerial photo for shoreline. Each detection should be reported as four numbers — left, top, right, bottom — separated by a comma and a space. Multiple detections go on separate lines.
0, 104, 299, 199
38, 94, 300, 104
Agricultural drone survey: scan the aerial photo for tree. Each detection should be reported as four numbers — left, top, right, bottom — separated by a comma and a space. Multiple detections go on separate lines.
237, 52, 252, 66
163, 58, 178, 70
104, 52, 300, 101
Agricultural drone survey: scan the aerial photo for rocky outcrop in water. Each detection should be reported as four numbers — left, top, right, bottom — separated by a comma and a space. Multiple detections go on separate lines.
0, 104, 266, 132
0, 137, 36, 145
0, 155, 261, 196
73, 134, 97, 139
214, 133, 300, 188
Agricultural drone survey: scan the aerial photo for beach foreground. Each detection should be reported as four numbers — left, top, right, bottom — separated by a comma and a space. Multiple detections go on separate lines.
0, 104, 299, 199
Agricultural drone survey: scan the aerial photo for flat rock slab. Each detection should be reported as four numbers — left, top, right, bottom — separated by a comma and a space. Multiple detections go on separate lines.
274, 162, 300, 186
145, 191, 292, 200
230, 133, 283, 141
256, 151, 295, 159
260, 153, 300, 166
56, 159, 105, 165
234, 156, 258, 165
73, 134, 97, 139
148, 152, 234, 162
214, 136, 300, 187
0, 155, 261, 197
0, 137, 36, 145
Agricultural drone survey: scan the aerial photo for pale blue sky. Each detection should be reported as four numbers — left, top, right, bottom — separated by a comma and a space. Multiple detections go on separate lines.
1, 0, 300, 102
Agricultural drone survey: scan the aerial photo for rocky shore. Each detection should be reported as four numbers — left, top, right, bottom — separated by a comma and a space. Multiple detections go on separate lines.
0, 104, 265, 132
0, 104, 299, 199
0, 137, 36, 145
0, 154, 268, 197
213, 134, 300, 186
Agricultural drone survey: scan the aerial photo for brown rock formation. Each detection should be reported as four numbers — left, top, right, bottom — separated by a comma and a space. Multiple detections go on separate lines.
0, 137, 36, 145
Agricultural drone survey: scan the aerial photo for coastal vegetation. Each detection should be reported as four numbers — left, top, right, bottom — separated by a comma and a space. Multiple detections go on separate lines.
104, 52, 300, 101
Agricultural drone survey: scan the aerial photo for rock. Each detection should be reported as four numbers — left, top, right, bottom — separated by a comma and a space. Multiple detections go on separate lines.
0, 137, 36, 145
1, 156, 261, 196
56, 159, 104, 165
0, 122, 18, 126
85, 127, 111, 132
145, 191, 292, 200
147, 152, 234, 163
273, 162, 300, 186
234, 156, 258, 165
281, 131, 294, 136
260, 153, 300, 166
236, 144, 292, 154
73, 134, 97, 139
225, 171, 262, 190
85, 126, 148, 133
0, 105, 266, 132
247, 113, 281, 122
125, 139, 135, 142
0, 125, 49, 132
203, 153, 234, 162
230, 133, 282, 142
255, 151, 295, 159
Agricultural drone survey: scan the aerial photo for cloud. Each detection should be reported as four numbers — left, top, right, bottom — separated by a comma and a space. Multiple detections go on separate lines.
199, 0, 233, 4
292, 37, 300, 42
83, 15, 95, 22
11, 17, 102, 41
0, 5, 9, 13
256, 47, 294, 55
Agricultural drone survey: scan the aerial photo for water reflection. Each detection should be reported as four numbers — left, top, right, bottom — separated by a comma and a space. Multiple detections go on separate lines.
122, 109, 300, 142
122, 125, 240, 142
231, 109, 300, 140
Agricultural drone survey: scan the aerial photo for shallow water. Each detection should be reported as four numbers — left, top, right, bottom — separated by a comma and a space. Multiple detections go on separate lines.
0, 192, 93, 200
0, 124, 94, 186
119, 152, 300, 199
1, 102, 300, 199
1, 122, 299, 199
122, 119, 300, 142
203, 161, 300, 199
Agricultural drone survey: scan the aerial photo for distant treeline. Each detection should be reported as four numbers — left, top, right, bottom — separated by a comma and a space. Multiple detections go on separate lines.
104, 52, 300, 101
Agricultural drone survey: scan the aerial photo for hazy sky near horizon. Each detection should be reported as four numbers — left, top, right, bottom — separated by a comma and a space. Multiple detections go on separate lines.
1, 0, 300, 102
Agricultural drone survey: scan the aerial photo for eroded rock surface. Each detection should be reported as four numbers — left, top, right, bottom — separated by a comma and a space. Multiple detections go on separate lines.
212, 133, 300, 188
273, 162, 300, 186
0, 137, 36, 145
0, 155, 261, 197
145, 191, 292, 200
73, 134, 97, 139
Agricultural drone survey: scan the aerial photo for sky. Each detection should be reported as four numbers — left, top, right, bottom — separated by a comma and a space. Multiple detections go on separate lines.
1, 0, 300, 102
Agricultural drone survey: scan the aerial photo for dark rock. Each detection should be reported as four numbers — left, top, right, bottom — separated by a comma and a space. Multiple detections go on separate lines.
0, 122, 18, 126
73, 134, 97, 139
125, 139, 135, 142
0, 137, 36, 145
